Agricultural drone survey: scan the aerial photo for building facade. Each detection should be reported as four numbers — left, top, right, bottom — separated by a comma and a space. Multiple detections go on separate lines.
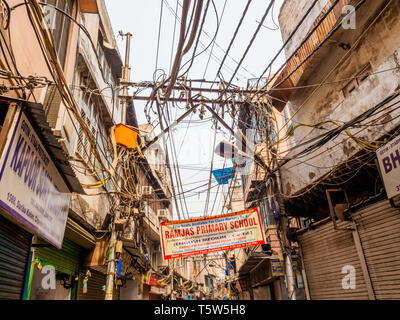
0, 0, 174, 301
246, 0, 400, 300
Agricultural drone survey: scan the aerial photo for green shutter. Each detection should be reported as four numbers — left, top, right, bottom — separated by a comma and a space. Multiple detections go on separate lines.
35, 237, 83, 276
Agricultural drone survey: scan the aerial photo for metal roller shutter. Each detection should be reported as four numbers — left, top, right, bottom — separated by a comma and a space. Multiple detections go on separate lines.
78, 269, 106, 300
35, 237, 83, 276
299, 220, 369, 300
352, 200, 400, 300
0, 214, 32, 300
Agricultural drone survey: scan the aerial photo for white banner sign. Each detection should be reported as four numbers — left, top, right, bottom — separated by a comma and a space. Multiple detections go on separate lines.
376, 134, 400, 199
160, 207, 265, 260
0, 108, 71, 248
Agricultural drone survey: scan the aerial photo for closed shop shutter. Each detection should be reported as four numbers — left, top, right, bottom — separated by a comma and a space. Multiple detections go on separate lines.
78, 269, 106, 300
253, 285, 272, 300
352, 200, 400, 299
299, 220, 369, 300
0, 214, 32, 300
35, 237, 83, 276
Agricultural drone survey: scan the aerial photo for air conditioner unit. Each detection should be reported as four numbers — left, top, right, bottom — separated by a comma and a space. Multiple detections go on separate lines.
157, 209, 168, 220
141, 186, 153, 196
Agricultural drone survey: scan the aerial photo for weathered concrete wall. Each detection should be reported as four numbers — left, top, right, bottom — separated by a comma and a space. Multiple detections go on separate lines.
280, 2, 400, 196
279, 0, 329, 58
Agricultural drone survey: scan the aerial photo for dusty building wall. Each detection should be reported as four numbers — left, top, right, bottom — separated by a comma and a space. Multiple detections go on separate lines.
279, 1, 400, 196
278, 0, 329, 58
3, 0, 71, 101
4, 0, 80, 100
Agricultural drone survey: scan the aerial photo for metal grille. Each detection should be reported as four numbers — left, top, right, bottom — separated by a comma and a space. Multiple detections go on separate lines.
299, 219, 369, 300
78, 269, 106, 300
77, 110, 85, 157
353, 200, 400, 300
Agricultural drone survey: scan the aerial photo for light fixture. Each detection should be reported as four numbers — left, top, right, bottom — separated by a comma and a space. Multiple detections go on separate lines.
214, 140, 249, 159
215, 140, 267, 170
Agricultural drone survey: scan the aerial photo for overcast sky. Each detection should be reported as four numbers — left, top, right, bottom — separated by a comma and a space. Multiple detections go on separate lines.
105, 0, 285, 219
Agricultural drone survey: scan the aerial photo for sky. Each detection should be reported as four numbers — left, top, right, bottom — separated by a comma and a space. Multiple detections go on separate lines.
105, 0, 286, 219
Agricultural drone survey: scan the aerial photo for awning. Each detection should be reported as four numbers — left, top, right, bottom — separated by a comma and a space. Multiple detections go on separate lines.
64, 217, 96, 249
0, 97, 85, 194
238, 252, 279, 275
79, 0, 98, 13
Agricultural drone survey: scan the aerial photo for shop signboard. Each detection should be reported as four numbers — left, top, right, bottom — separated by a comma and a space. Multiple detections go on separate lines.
271, 259, 285, 276
145, 271, 159, 287
0, 108, 70, 248
160, 207, 265, 260
376, 134, 400, 198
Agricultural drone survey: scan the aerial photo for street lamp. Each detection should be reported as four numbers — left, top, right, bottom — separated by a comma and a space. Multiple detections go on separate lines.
214, 140, 267, 170
214, 140, 249, 159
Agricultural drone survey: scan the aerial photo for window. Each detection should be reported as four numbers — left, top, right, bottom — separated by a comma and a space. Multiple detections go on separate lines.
283, 106, 296, 149
77, 91, 100, 166
264, 198, 276, 226
97, 44, 113, 84
342, 63, 372, 98
283, 106, 293, 133
42, 0, 74, 68
270, 123, 278, 144
241, 174, 248, 194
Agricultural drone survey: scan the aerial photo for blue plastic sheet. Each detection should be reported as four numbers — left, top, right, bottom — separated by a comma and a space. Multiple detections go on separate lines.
212, 167, 234, 184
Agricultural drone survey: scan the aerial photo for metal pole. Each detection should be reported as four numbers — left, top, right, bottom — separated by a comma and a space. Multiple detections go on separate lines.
298, 243, 311, 300
120, 32, 132, 124
105, 226, 117, 300
352, 222, 376, 300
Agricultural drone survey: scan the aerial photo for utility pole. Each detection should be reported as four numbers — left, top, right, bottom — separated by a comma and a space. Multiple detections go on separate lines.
119, 31, 132, 124
104, 31, 132, 300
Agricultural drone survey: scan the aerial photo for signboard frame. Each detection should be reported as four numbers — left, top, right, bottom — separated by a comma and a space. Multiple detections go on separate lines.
376, 134, 400, 199
0, 107, 71, 248
160, 207, 265, 260
271, 259, 285, 277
